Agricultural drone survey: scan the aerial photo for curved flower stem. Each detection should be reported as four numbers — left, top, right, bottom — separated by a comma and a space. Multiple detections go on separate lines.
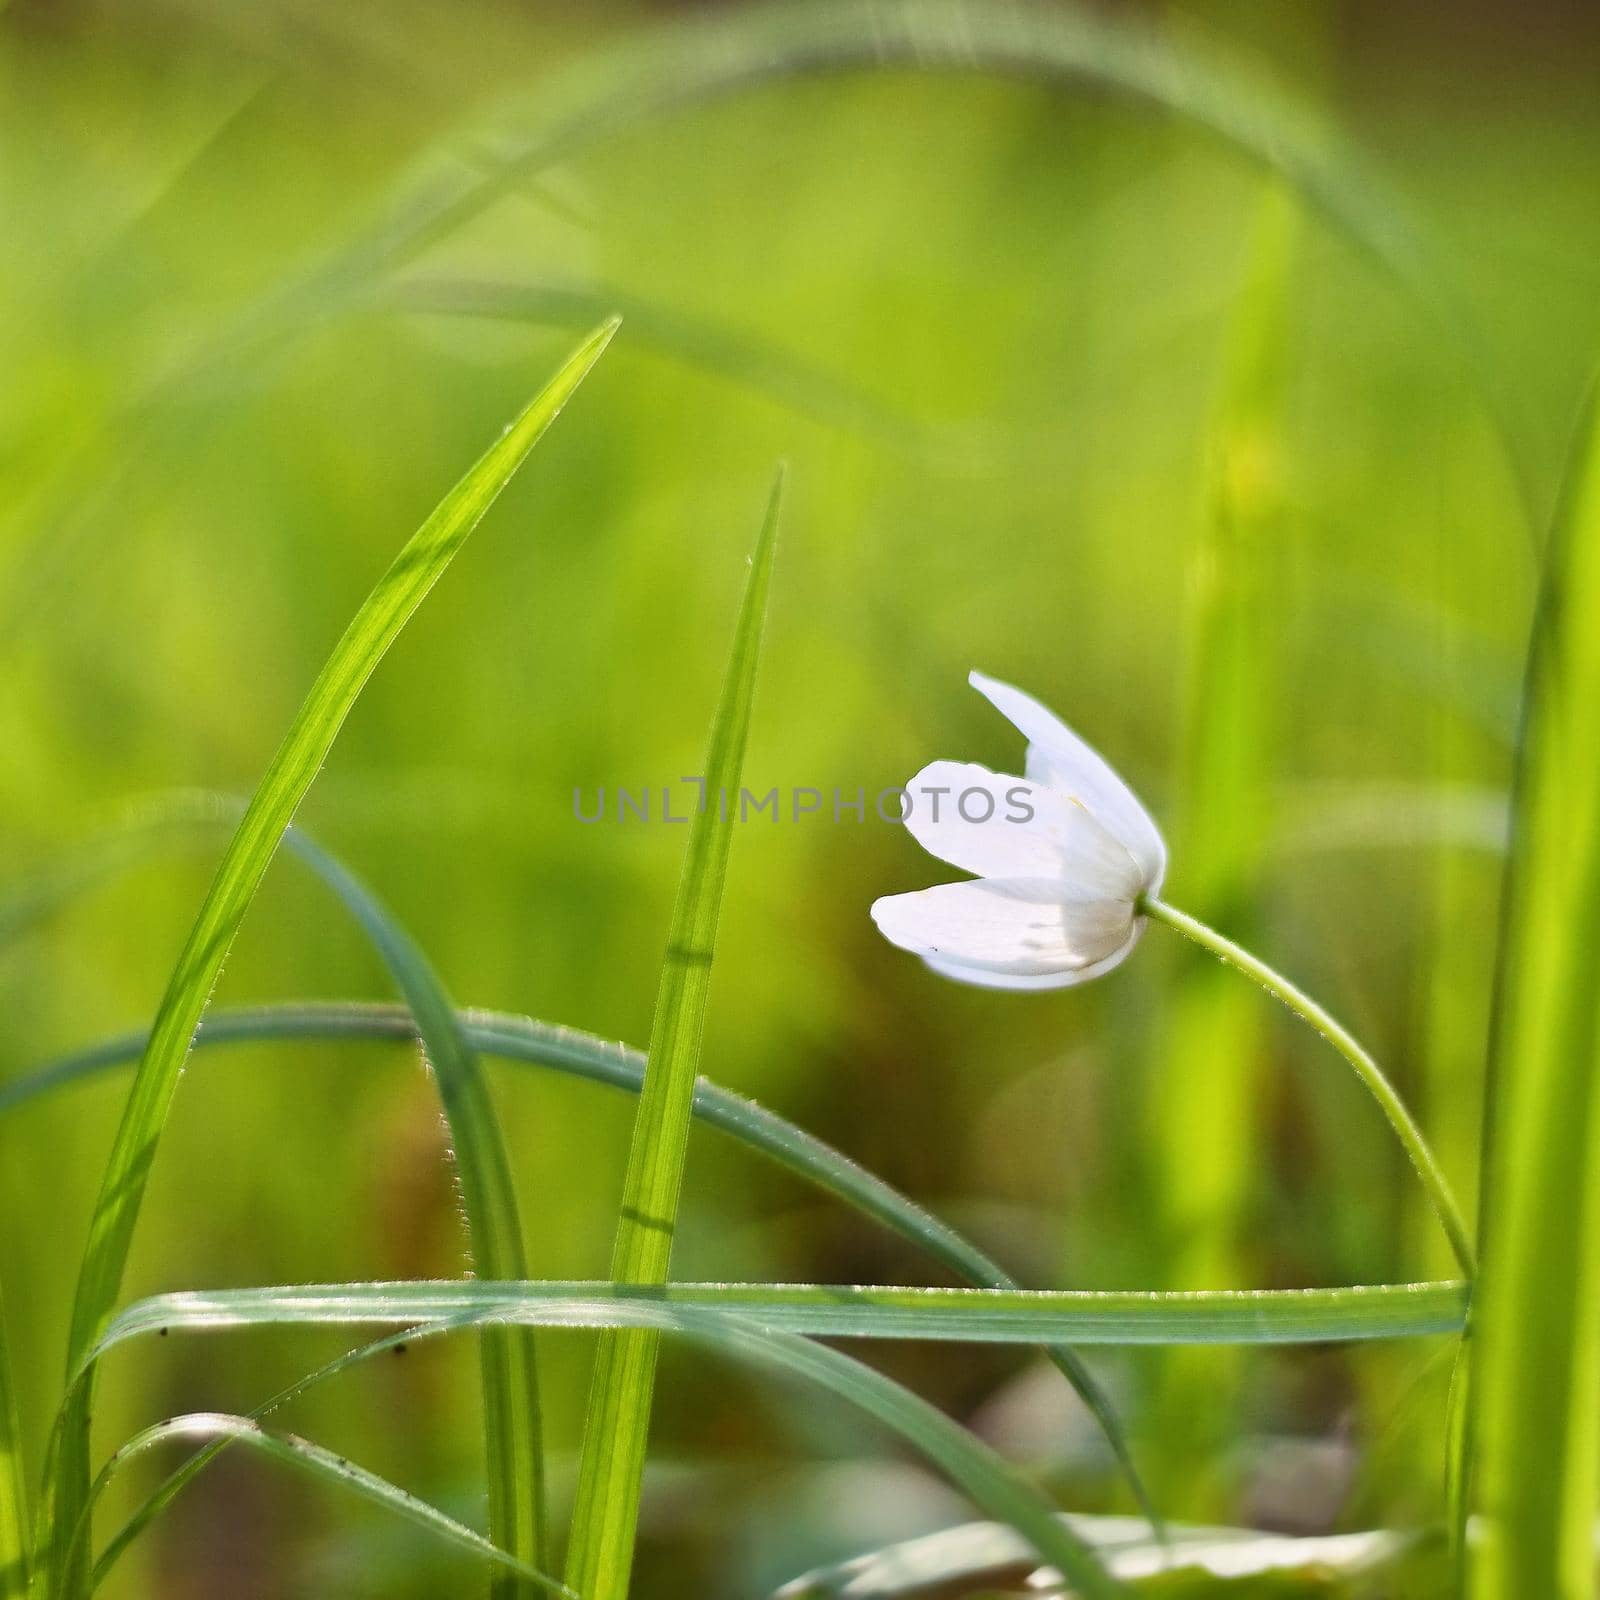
1139, 895, 1477, 1280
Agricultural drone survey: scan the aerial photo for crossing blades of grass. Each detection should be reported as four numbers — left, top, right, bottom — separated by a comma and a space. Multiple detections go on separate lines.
78, 1415, 574, 1600
3, 791, 550, 1591
2, 997, 1154, 1527
1467, 384, 1600, 1598
78, 1271, 1457, 1593
76, 1296, 1124, 1600
564, 471, 782, 1600
38, 318, 618, 1600
88, 1319, 476, 1590
280, 828, 548, 1596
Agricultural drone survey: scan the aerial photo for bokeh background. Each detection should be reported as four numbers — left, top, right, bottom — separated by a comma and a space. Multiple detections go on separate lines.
3, 0, 1598, 1593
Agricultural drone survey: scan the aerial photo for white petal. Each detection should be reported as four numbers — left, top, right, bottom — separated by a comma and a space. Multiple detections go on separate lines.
870, 878, 1140, 988
970, 670, 1166, 888
923, 927, 1142, 990
899, 761, 1144, 900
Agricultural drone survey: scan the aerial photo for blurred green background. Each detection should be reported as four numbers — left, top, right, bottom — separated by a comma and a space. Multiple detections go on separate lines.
3, 0, 1598, 1593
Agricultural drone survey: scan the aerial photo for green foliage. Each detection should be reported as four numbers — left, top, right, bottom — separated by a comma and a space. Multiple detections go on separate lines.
1467, 389, 1600, 1597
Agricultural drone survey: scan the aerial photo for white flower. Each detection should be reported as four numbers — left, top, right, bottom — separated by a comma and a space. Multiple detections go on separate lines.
871, 671, 1166, 990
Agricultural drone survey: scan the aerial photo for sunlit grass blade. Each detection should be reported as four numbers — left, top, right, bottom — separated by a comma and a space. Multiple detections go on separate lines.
75, 1414, 573, 1600
0, 1283, 26, 1600
2, 997, 1152, 1526
76, 1299, 1121, 1600
88, 1279, 1469, 1357
38, 319, 618, 1600
1147, 182, 1296, 1507
1467, 384, 1600, 1597
564, 471, 783, 1599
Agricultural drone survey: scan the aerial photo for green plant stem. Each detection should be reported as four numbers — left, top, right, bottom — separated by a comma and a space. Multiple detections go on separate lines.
1139, 895, 1476, 1279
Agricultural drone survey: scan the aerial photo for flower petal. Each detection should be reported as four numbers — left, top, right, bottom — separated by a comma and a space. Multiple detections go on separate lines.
969, 670, 1166, 887
870, 877, 1140, 988
898, 761, 1144, 898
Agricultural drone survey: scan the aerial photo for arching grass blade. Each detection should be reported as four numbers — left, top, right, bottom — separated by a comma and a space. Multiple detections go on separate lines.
39, 319, 618, 1600
564, 471, 783, 1600
75, 1415, 574, 1600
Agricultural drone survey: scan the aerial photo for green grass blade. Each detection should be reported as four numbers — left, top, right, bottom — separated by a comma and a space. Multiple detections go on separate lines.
0, 1281, 26, 1600
565, 471, 783, 1599
2, 998, 1153, 1528
87, 1279, 1469, 1357
1467, 384, 1600, 1598
76, 1415, 573, 1599
1146, 183, 1297, 1507
90, 1317, 483, 1589
39, 319, 617, 1600
280, 829, 547, 1594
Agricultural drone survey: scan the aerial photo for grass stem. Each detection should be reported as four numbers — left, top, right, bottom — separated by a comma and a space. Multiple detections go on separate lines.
1140, 896, 1476, 1279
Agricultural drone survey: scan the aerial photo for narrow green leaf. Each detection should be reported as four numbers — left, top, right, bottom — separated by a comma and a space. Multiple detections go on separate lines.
90, 1318, 483, 1588
565, 471, 783, 1600
76, 1415, 573, 1599
39, 319, 617, 1600
0, 1281, 27, 1600
1468, 384, 1600, 1598
89, 1278, 1469, 1357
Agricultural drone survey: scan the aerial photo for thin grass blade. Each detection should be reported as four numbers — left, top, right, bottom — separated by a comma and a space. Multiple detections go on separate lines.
39, 319, 618, 1600
88, 1279, 1469, 1359
564, 471, 783, 1599
1467, 384, 1600, 1597
76, 1415, 573, 1599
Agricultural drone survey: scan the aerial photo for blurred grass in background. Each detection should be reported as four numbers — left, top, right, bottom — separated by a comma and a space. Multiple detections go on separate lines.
3, 0, 1598, 1593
